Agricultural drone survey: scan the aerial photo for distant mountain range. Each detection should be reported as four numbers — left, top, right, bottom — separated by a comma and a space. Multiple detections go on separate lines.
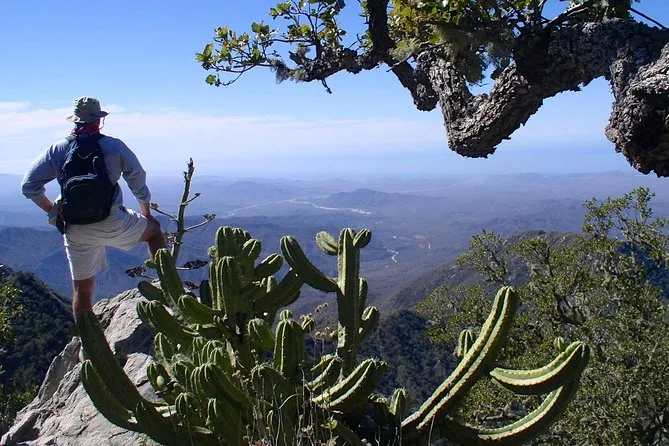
386, 230, 576, 310
1, 172, 668, 310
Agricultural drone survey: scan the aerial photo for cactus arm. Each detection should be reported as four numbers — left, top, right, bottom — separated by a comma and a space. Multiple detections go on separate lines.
253, 271, 303, 314
177, 294, 218, 324
154, 332, 175, 363
326, 360, 387, 412
316, 231, 340, 255
174, 392, 204, 426
80, 360, 139, 432
490, 342, 590, 395
217, 256, 243, 316
208, 259, 222, 311
402, 287, 519, 434
192, 363, 253, 409
199, 279, 212, 307
328, 419, 365, 446
456, 328, 476, 360
307, 355, 343, 394
133, 401, 183, 446
251, 363, 292, 401
336, 229, 362, 374
352, 229, 372, 248
273, 317, 305, 379
206, 397, 249, 446
437, 379, 581, 446
170, 359, 197, 392
253, 253, 283, 279
154, 249, 185, 309
358, 306, 380, 341
146, 363, 173, 403
137, 300, 195, 346
389, 388, 409, 424
215, 226, 240, 259
241, 238, 262, 264
312, 359, 387, 411
281, 235, 339, 292
371, 395, 392, 426
77, 311, 146, 410
247, 317, 275, 352
301, 315, 316, 333
137, 280, 166, 304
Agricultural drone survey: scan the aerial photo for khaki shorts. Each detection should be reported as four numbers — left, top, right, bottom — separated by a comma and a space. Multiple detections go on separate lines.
64, 205, 148, 280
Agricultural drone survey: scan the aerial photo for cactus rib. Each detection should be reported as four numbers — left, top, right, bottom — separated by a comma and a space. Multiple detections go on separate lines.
490, 342, 590, 395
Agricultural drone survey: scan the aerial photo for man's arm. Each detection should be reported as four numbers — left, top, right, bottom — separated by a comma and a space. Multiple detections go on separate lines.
33, 196, 54, 213
21, 147, 57, 213
118, 140, 153, 216
139, 201, 158, 222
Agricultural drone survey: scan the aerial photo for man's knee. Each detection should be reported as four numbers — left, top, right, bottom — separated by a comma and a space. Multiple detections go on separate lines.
147, 219, 161, 236
141, 219, 162, 241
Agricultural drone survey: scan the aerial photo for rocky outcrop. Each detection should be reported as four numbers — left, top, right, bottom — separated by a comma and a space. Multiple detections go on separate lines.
1, 289, 155, 446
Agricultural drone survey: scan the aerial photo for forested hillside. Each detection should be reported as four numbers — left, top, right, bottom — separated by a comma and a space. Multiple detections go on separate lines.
0, 265, 73, 435
416, 188, 669, 445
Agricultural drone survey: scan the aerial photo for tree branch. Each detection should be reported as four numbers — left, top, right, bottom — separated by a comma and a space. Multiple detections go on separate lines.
415, 19, 669, 175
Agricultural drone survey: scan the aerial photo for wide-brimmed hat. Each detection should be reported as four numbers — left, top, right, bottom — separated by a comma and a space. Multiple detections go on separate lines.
66, 96, 109, 123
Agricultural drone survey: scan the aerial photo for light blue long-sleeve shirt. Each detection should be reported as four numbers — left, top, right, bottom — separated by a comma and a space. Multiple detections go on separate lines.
21, 134, 151, 206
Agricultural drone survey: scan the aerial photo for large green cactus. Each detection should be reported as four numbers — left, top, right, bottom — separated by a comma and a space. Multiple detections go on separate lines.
78, 226, 589, 445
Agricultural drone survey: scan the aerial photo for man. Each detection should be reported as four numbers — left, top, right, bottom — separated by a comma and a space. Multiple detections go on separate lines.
21, 96, 166, 317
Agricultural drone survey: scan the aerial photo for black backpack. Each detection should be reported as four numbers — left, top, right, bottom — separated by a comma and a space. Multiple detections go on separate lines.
59, 133, 117, 224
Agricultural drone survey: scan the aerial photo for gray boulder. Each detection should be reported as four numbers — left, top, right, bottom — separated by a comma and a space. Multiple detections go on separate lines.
1, 289, 157, 446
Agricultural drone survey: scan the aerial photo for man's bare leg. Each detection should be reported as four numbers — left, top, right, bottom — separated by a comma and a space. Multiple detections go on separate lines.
73, 277, 95, 317
140, 217, 166, 259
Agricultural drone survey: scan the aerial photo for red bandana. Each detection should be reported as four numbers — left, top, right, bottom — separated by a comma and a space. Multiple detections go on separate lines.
71, 121, 101, 135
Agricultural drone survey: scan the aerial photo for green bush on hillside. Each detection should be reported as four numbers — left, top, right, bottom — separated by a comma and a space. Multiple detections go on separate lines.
418, 187, 669, 445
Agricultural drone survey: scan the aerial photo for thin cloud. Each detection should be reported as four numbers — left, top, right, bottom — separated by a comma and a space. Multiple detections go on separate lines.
0, 102, 31, 112
0, 104, 447, 174
0, 98, 611, 177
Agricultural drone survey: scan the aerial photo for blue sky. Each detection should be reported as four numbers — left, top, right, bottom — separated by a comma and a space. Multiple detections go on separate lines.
1, 1, 667, 179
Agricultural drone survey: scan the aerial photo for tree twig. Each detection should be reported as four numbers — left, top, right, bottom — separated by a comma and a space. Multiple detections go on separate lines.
630, 7, 667, 30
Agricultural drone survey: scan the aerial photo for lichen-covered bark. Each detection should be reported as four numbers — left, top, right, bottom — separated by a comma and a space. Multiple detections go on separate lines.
606, 45, 669, 176
413, 19, 669, 176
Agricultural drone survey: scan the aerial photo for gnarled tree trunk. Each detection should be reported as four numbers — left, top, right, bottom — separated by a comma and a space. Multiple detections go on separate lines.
411, 19, 669, 176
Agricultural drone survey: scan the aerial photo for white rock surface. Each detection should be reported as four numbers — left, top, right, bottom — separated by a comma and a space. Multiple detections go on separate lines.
1, 289, 158, 446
